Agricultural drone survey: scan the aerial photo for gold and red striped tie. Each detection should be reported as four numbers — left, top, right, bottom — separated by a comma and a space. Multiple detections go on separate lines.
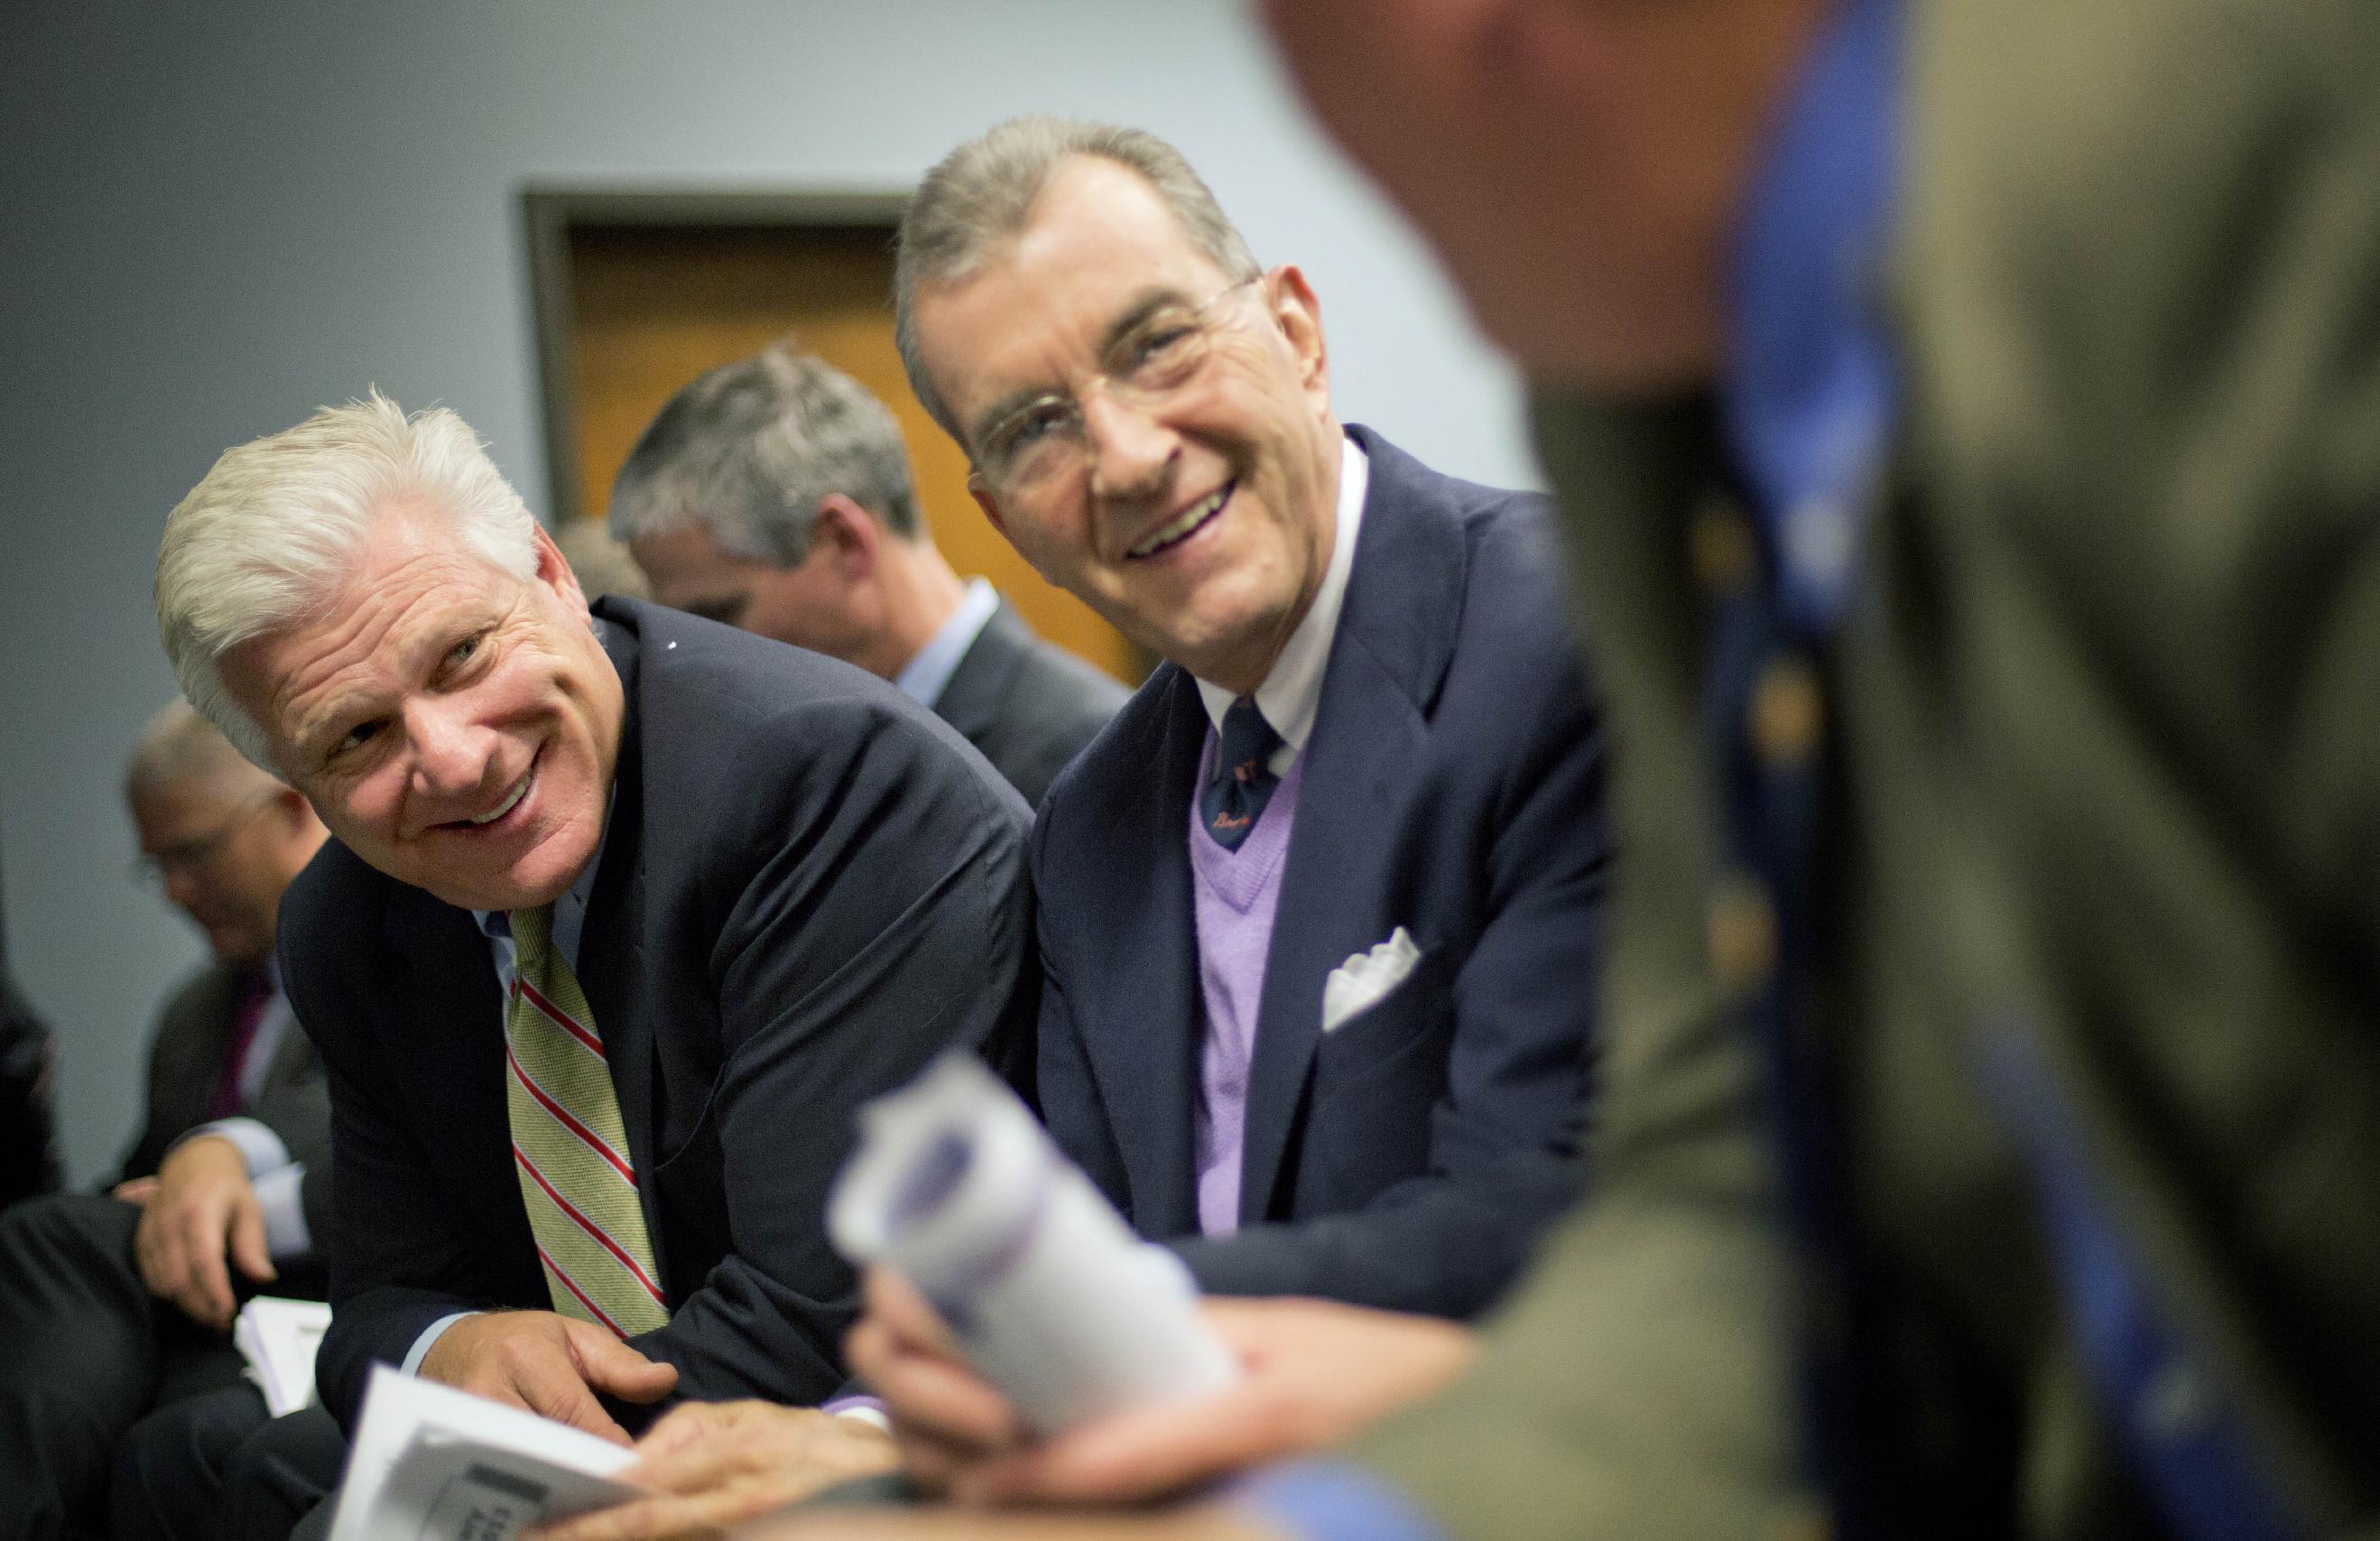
503, 905, 669, 1338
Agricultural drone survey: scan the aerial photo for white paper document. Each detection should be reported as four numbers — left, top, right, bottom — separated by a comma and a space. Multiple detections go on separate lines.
327, 1366, 640, 1541
829, 1053, 1240, 1435
233, 1295, 332, 1417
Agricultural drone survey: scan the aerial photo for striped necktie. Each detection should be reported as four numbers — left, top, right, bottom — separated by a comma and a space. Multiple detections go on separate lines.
504, 904, 669, 1338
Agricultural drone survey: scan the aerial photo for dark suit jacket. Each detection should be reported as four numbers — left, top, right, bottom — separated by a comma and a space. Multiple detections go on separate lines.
1353, 3, 2380, 1536
286, 598, 1036, 1432
0, 850, 61, 1211
0, 981, 60, 1212
1031, 428, 1608, 1321
116, 961, 332, 1244
933, 596, 1130, 809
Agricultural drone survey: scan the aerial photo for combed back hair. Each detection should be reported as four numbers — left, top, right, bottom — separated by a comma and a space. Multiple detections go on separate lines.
894, 116, 1262, 443
124, 700, 277, 805
154, 392, 538, 768
607, 342, 923, 564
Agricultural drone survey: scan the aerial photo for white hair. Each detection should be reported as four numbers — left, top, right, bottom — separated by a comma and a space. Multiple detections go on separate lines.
154, 392, 538, 768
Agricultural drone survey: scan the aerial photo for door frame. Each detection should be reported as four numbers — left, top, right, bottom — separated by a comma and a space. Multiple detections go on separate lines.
521, 187, 911, 525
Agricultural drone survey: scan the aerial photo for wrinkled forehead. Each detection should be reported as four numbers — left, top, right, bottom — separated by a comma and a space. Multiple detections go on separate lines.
918, 160, 1238, 412
237, 517, 529, 742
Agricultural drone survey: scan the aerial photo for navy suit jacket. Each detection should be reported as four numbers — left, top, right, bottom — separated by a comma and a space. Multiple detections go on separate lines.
933, 596, 1131, 810
1031, 428, 1608, 1320
284, 599, 1036, 1431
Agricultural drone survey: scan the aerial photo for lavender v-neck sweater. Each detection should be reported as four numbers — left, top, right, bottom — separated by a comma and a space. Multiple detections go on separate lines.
1187, 732, 1308, 1237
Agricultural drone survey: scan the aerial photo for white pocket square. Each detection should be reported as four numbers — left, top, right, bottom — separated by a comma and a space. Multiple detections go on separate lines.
1321, 925, 1422, 1034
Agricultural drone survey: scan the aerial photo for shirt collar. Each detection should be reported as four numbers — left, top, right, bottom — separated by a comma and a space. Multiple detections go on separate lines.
1194, 432, 1369, 763
472, 785, 614, 961
894, 577, 1001, 710
1722, 0, 1904, 636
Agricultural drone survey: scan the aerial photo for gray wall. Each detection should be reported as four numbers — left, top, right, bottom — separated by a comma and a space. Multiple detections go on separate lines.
0, 0, 1532, 1184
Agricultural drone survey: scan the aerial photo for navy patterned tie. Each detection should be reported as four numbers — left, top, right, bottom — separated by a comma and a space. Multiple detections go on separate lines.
1200, 697, 1283, 851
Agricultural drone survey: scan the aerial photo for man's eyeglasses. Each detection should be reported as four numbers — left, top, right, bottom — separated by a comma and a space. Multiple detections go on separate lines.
968, 273, 1266, 498
131, 788, 278, 887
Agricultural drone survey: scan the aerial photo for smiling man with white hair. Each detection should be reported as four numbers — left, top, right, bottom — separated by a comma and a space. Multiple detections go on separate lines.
139, 392, 1036, 1536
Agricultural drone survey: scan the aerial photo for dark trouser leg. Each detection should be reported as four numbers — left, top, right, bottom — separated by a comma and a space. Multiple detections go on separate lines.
105, 1386, 269, 1541
0, 1193, 244, 1541
222, 1406, 343, 1541
111, 1401, 344, 1541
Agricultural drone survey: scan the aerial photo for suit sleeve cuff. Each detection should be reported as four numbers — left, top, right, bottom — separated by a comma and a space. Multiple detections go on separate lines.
248, 1162, 312, 1263
403, 1311, 480, 1375
181, 1117, 290, 1178
820, 1396, 890, 1432
1232, 1460, 1452, 1541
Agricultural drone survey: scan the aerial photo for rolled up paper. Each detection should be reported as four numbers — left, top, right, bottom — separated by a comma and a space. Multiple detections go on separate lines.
829, 1053, 1239, 1434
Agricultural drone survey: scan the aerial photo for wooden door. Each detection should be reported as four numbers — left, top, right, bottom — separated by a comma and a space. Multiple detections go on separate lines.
529, 200, 1144, 686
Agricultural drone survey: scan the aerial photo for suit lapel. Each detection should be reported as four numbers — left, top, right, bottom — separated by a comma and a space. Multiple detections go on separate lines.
931, 598, 1025, 742
575, 607, 665, 1276
380, 880, 510, 1199
157, 964, 245, 1136
1072, 668, 1209, 1238
1237, 430, 1468, 1223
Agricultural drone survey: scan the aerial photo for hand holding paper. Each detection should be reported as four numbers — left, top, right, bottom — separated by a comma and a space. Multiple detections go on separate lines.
421, 1309, 677, 1446
829, 1053, 1238, 1442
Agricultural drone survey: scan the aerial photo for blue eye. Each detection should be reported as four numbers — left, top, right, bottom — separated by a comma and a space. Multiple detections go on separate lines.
447, 634, 481, 668
337, 719, 384, 756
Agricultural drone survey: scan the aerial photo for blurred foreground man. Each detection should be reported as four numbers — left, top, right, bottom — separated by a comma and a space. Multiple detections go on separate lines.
613, 342, 1129, 807
741, 1, 2380, 1539
0, 704, 329, 1541
135, 395, 1033, 1538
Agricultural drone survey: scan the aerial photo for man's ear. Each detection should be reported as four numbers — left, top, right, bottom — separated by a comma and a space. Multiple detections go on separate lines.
967, 475, 1011, 539
1267, 265, 1331, 409
811, 496, 882, 582
531, 521, 592, 620
266, 782, 323, 839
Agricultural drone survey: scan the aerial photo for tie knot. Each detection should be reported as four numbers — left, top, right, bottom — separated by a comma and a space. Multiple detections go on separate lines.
1217, 698, 1282, 785
507, 904, 556, 968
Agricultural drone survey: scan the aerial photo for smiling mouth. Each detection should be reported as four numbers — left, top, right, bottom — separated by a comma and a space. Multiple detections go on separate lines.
1127, 483, 1232, 560
457, 767, 532, 830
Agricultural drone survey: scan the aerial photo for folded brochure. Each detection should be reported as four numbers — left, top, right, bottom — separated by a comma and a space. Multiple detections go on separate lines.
233, 1295, 332, 1418
328, 1365, 640, 1541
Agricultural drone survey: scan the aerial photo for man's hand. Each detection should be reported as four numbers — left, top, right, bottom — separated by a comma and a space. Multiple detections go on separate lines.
111, 1174, 161, 1205
535, 1400, 898, 1541
845, 1265, 1478, 1507
421, 1310, 680, 1446
132, 1134, 272, 1329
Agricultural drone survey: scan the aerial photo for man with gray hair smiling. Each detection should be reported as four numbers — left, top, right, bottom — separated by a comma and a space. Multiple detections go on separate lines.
141, 391, 1035, 1536
536, 115, 1612, 1541
613, 341, 1128, 808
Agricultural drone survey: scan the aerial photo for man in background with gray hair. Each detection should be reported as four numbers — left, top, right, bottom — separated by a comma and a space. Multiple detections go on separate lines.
614, 342, 1127, 808
0, 702, 329, 1541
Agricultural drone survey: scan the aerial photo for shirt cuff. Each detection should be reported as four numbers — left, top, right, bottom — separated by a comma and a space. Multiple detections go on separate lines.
820, 1396, 891, 1433
1233, 1460, 1452, 1541
403, 1311, 481, 1375
249, 1162, 312, 1264
181, 1117, 290, 1178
